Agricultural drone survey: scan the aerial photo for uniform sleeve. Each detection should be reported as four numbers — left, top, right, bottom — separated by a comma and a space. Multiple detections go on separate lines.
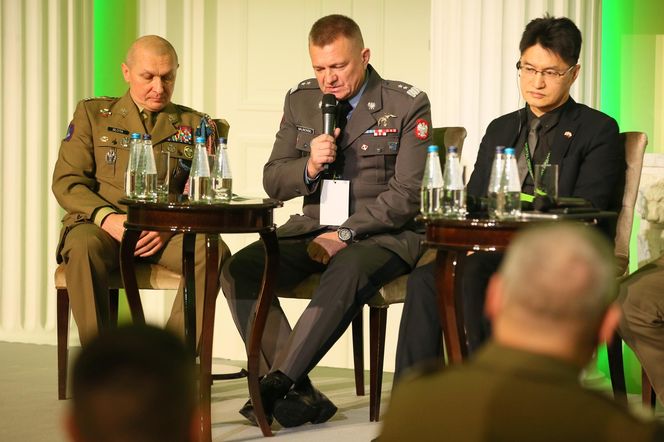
263, 92, 320, 200
343, 92, 431, 236
51, 101, 117, 221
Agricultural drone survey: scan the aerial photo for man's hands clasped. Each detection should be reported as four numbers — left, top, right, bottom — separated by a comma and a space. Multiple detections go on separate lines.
101, 213, 173, 257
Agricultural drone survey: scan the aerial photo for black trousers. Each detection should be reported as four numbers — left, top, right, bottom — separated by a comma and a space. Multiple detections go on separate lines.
394, 252, 503, 380
221, 235, 410, 382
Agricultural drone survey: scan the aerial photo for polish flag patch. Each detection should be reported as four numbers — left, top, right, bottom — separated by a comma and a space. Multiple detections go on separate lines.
415, 119, 429, 140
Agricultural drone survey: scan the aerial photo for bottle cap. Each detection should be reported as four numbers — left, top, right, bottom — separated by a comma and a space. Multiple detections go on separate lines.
131, 133, 141, 139
427, 145, 439, 153
142, 134, 152, 140
195, 136, 206, 144
504, 147, 515, 155
218, 137, 227, 144
447, 146, 458, 154
495, 145, 505, 153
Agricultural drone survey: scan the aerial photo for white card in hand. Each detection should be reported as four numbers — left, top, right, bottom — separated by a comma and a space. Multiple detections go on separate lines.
320, 179, 350, 226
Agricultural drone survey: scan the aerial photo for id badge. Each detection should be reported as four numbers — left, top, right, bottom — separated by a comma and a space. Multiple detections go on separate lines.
320, 179, 350, 226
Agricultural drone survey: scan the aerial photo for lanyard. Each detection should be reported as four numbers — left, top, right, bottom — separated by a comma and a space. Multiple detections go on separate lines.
523, 140, 551, 195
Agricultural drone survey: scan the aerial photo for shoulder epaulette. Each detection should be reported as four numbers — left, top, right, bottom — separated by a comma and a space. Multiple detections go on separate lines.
290, 78, 319, 94
83, 96, 116, 102
383, 81, 422, 98
175, 104, 206, 117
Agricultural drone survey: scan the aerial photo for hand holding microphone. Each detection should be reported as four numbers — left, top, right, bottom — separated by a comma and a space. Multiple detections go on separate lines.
306, 93, 340, 178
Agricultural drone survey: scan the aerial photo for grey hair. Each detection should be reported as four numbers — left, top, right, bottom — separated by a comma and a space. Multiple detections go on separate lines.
499, 223, 615, 325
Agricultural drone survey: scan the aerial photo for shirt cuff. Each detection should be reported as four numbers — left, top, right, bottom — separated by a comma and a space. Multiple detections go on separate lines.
304, 167, 320, 186
93, 207, 118, 228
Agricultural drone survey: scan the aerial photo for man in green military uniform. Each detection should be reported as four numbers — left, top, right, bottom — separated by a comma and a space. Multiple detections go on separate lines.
380, 224, 664, 442
52, 35, 228, 345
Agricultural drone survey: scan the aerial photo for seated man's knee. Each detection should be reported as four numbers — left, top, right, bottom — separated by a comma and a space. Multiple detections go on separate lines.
62, 223, 116, 263
220, 241, 266, 300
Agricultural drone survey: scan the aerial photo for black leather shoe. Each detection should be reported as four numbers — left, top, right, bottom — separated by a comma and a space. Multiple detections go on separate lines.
238, 371, 292, 426
273, 377, 338, 428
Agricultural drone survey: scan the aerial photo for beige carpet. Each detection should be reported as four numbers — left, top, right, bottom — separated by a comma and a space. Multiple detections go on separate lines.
0, 342, 389, 442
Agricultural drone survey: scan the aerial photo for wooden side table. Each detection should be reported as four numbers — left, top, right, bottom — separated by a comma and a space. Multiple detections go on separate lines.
119, 196, 282, 439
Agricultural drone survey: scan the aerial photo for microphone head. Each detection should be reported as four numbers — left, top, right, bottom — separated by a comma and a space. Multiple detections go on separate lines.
322, 93, 337, 115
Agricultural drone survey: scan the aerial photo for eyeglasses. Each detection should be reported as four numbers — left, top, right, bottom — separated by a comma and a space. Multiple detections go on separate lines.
516, 61, 576, 80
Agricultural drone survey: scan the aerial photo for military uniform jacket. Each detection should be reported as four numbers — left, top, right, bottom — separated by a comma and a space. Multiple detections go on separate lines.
263, 65, 432, 267
381, 343, 664, 442
52, 91, 217, 258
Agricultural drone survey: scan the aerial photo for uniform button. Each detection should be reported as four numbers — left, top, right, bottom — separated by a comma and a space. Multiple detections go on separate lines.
304, 143, 310, 148
377, 148, 382, 152
295, 188, 301, 194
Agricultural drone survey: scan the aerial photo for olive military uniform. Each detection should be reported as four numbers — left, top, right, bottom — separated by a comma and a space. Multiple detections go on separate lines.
381, 343, 664, 442
221, 65, 431, 381
52, 91, 229, 344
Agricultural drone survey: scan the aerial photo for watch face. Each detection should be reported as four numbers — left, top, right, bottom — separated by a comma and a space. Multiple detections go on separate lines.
339, 228, 352, 242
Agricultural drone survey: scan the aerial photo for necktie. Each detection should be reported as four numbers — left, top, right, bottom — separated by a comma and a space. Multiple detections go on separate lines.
527, 118, 541, 156
142, 110, 155, 133
518, 118, 541, 184
335, 100, 353, 146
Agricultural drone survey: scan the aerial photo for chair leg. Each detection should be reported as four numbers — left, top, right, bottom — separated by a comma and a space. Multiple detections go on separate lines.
369, 306, 387, 422
352, 310, 365, 396
607, 331, 627, 407
642, 369, 656, 409
109, 289, 119, 326
57, 288, 70, 400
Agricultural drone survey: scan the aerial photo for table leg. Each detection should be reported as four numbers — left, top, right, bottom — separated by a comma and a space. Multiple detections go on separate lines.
119, 229, 145, 324
247, 229, 279, 437
182, 233, 197, 357
436, 249, 468, 364
199, 234, 219, 442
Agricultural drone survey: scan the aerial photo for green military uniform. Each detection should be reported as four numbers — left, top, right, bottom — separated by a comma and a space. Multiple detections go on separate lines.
380, 342, 664, 442
52, 90, 229, 344
618, 256, 664, 403
222, 65, 431, 379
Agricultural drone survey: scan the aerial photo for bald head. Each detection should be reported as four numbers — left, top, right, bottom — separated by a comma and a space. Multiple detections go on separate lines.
125, 35, 179, 68
122, 35, 179, 112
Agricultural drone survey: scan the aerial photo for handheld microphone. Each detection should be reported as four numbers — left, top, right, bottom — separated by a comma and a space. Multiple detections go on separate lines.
321, 93, 337, 170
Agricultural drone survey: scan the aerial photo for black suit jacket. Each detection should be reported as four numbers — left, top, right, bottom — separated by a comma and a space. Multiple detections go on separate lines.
467, 98, 625, 239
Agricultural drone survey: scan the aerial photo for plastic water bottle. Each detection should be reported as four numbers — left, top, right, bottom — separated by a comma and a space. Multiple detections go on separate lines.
189, 136, 211, 202
487, 146, 505, 219
135, 134, 157, 201
420, 145, 444, 217
124, 132, 142, 198
211, 137, 233, 201
497, 147, 522, 219
442, 146, 465, 218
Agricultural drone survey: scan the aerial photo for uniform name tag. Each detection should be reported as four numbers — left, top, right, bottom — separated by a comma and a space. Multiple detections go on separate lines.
107, 127, 129, 135
320, 179, 350, 226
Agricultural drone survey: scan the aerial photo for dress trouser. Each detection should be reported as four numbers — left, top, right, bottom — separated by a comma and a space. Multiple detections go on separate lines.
221, 235, 410, 382
60, 222, 228, 345
394, 252, 502, 380
618, 256, 664, 402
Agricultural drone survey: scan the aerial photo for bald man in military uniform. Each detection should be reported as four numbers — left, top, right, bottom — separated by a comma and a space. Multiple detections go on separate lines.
52, 35, 229, 345
221, 14, 431, 428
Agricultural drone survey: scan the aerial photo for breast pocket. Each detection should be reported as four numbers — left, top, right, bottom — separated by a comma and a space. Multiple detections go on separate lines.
94, 143, 120, 178
295, 133, 314, 157
357, 136, 399, 184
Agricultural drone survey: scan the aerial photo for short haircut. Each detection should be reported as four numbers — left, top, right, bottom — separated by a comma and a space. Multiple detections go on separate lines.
126, 35, 179, 67
71, 325, 195, 442
519, 15, 582, 66
499, 223, 615, 328
309, 14, 364, 48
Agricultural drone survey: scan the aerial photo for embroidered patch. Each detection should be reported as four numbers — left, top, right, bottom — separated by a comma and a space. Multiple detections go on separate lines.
414, 119, 429, 140
297, 126, 315, 135
167, 126, 193, 144
63, 123, 75, 142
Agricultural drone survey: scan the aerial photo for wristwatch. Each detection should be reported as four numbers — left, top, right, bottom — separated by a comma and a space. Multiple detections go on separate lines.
337, 227, 355, 244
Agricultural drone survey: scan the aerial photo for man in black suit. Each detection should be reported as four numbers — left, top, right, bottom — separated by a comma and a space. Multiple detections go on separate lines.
394, 15, 624, 380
